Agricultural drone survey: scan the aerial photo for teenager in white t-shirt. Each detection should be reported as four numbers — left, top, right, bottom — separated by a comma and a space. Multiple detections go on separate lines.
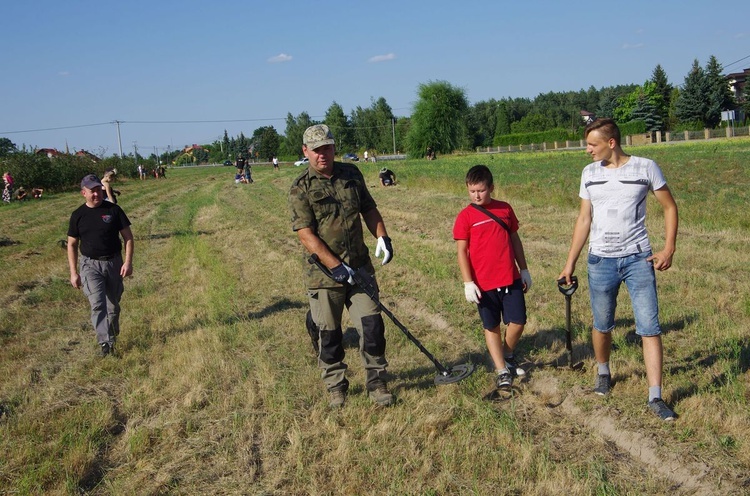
559, 118, 678, 421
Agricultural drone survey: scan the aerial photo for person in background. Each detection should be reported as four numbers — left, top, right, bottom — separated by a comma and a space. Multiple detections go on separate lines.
273, 156, 279, 170
3, 172, 14, 203
101, 168, 119, 204
288, 124, 395, 409
558, 118, 678, 421
379, 167, 396, 187
453, 165, 532, 391
32, 187, 44, 199
67, 174, 134, 357
15, 186, 27, 201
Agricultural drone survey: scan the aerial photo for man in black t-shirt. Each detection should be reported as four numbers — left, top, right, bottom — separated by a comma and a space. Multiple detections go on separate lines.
67, 174, 134, 356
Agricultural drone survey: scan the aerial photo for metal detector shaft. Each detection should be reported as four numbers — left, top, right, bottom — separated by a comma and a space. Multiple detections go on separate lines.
308, 254, 452, 375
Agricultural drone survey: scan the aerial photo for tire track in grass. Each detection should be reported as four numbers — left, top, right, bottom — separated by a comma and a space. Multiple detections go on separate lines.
528, 376, 737, 495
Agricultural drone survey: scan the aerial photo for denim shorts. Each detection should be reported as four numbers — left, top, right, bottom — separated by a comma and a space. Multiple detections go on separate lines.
477, 279, 527, 330
587, 251, 661, 337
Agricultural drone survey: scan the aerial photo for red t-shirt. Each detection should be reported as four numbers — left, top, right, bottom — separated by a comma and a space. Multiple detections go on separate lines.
453, 199, 520, 291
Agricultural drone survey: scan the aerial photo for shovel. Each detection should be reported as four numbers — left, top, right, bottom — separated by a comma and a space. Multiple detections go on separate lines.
557, 276, 585, 371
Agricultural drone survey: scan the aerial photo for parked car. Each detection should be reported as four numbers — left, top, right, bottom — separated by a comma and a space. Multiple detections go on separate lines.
223, 160, 233, 166
294, 157, 309, 167
342, 153, 359, 162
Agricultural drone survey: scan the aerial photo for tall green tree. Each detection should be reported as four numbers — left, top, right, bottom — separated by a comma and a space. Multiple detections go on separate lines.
650, 64, 673, 129
405, 80, 469, 158
350, 97, 394, 153
614, 81, 664, 130
467, 99, 498, 148
251, 126, 280, 161
282, 111, 315, 157
704, 55, 735, 128
221, 130, 230, 159
324, 102, 353, 152
0, 137, 17, 157
494, 100, 512, 138
675, 59, 709, 127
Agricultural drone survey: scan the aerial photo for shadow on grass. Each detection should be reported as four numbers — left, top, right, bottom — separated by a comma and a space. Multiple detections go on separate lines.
243, 298, 306, 321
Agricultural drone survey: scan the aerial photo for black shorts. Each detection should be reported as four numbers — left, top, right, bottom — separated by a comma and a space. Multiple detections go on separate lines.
477, 279, 527, 329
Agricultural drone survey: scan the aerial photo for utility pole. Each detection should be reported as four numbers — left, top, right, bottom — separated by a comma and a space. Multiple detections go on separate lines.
114, 120, 123, 158
132, 141, 138, 166
391, 117, 396, 155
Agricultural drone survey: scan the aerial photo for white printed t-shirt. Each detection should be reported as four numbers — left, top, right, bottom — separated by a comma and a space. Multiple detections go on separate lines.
579, 155, 667, 257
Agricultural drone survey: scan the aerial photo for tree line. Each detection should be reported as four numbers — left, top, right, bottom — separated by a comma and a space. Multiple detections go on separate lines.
1, 54, 745, 167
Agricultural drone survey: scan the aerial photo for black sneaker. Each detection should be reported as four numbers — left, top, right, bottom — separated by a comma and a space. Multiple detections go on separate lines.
100, 342, 114, 357
504, 355, 526, 377
648, 399, 676, 421
593, 374, 611, 395
496, 370, 513, 389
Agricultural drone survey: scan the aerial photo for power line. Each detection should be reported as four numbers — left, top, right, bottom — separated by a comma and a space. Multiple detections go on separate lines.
723, 53, 750, 71
0, 122, 111, 135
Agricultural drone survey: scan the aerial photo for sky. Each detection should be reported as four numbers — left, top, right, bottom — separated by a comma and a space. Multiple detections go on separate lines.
2, 0, 749, 157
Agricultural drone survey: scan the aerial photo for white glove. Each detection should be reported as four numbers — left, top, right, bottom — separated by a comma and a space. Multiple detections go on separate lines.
520, 269, 532, 291
375, 236, 393, 265
464, 281, 481, 304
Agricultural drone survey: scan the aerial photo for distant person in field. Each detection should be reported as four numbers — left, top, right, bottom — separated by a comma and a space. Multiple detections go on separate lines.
101, 168, 120, 204
67, 174, 134, 357
243, 161, 253, 184
363, 150, 368, 162
236, 155, 246, 176
3, 171, 14, 203
138, 164, 146, 180
379, 167, 396, 186
288, 124, 395, 409
558, 118, 678, 421
32, 187, 44, 199
15, 186, 28, 201
454, 165, 532, 391
273, 156, 279, 170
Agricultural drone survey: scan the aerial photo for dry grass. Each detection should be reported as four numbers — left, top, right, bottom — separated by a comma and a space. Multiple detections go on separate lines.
1, 143, 749, 495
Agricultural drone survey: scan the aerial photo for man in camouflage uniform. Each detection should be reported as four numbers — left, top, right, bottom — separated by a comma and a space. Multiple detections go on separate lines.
289, 124, 395, 408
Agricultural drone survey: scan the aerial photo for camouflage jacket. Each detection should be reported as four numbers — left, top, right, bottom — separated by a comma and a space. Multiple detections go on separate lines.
289, 162, 376, 288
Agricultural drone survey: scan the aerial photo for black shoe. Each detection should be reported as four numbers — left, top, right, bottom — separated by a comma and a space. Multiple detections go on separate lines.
504, 355, 526, 377
496, 370, 513, 389
594, 374, 611, 395
100, 342, 114, 356
648, 398, 676, 421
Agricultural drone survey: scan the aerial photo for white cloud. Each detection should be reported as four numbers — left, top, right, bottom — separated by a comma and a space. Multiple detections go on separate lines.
734, 32, 747, 39
368, 53, 396, 63
622, 43, 644, 50
58, 71, 70, 76
268, 53, 292, 63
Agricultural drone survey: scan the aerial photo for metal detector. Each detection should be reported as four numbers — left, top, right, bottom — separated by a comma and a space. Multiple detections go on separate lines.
308, 254, 475, 385
557, 276, 585, 371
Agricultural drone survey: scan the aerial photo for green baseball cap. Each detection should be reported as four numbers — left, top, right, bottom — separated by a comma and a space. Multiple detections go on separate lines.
303, 124, 335, 150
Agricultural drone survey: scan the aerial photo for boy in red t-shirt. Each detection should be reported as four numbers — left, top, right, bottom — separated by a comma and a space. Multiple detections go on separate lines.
453, 165, 532, 390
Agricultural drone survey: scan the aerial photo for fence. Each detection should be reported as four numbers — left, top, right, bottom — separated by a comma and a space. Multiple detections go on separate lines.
476, 126, 750, 154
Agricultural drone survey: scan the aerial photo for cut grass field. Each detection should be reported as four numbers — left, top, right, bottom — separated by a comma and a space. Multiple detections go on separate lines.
1, 139, 749, 495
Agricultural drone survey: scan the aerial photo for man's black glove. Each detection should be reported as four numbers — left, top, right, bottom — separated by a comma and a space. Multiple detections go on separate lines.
331, 263, 355, 285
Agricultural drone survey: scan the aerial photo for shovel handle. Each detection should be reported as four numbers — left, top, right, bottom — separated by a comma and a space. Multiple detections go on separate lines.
557, 276, 578, 296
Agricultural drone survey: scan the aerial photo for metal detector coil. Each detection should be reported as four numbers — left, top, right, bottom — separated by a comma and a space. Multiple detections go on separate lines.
308, 254, 475, 385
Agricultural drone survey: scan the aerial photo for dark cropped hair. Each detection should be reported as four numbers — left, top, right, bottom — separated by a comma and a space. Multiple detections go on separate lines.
585, 118, 621, 146
465, 165, 493, 187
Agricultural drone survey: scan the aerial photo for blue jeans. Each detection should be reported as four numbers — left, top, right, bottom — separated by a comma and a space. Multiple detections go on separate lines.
587, 251, 661, 337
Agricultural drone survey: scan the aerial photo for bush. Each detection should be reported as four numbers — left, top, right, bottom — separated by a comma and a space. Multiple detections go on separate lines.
493, 128, 582, 147
0, 152, 131, 192
617, 120, 648, 137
